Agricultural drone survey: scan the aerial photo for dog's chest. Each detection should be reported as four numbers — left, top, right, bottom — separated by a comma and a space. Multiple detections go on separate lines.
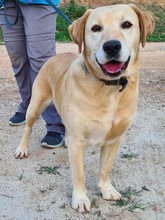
86, 109, 115, 147
79, 93, 120, 147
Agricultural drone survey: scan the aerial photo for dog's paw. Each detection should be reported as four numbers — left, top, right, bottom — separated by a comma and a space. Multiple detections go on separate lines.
99, 182, 121, 201
14, 147, 28, 159
101, 187, 121, 200
72, 193, 91, 213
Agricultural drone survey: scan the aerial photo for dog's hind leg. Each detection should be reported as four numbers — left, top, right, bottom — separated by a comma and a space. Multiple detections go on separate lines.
99, 137, 122, 201
14, 92, 51, 159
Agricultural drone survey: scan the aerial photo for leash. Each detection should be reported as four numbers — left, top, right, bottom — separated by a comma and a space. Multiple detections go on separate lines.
0, 0, 72, 26
0, 0, 19, 26
0, 0, 5, 8
45, 0, 72, 24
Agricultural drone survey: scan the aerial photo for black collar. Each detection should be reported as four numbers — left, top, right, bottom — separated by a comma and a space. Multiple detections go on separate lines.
84, 62, 128, 93
100, 77, 128, 92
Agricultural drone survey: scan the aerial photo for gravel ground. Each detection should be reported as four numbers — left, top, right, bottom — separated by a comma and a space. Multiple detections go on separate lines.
0, 42, 165, 220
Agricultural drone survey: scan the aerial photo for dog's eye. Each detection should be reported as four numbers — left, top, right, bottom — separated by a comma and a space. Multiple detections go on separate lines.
122, 22, 132, 29
91, 25, 102, 32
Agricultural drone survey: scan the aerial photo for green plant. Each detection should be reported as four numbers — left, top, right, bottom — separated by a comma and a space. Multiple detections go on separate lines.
121, 154, 139, 159
91, 198, 98, 208
0, 27, 3, 42
142, 186, 150, 191
128, 200, 151, 212
59, 203, 66, 209
112, 186, 151, 212
122, 187, 143, 199
56, 0, 86, 42
112, 198, 130, 207
146, 4, 165, 42
17, 171, 24, 181
36, 165, 61, 175
51, 201, 56, 204
0, 2, 164, 42
147, 33, 165, 42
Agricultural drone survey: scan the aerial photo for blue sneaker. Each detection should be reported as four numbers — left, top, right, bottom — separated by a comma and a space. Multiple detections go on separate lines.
9, 112, 26, 126
41, 131, 64, 148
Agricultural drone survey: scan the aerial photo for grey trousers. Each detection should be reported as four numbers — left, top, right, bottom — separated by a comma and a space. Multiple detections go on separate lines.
0, 1, 65, 134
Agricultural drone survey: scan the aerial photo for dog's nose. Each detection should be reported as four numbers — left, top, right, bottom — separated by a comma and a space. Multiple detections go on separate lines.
103, 40, 121, 57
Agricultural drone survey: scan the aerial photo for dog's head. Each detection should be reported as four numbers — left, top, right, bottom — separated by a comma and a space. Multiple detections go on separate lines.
69, 4, 154, 81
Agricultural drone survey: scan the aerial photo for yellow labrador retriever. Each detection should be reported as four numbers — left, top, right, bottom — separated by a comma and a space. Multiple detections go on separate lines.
14, 4, 154, 213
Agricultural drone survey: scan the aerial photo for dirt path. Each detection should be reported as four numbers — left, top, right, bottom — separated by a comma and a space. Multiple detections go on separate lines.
0, 42, 165, 220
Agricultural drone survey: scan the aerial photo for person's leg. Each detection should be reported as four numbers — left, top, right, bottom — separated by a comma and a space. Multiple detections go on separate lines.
20, 4, 65, 146
0, 1, 32, 125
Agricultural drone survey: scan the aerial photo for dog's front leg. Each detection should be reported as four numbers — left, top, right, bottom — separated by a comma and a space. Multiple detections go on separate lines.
68, 139, 90, 213
99, 137, 122, 201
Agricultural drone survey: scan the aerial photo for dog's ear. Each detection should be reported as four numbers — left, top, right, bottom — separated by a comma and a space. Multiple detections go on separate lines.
69, 9, 93, 53
130, 5, 154, 47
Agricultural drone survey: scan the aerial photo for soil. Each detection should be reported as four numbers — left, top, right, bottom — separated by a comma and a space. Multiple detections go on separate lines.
0, 42, 165, 220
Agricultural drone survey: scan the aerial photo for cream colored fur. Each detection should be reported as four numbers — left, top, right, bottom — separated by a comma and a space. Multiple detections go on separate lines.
14, 4, 154, 213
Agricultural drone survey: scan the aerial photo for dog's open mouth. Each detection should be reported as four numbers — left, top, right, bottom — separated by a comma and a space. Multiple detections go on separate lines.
97, 56, 130, 77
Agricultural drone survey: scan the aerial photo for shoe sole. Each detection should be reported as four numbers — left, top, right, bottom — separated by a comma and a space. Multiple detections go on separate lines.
41, 138, 64, 149
9, 120, 26, 126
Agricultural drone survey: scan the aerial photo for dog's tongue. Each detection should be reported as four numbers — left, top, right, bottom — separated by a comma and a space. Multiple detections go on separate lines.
103, 61, 124, 73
